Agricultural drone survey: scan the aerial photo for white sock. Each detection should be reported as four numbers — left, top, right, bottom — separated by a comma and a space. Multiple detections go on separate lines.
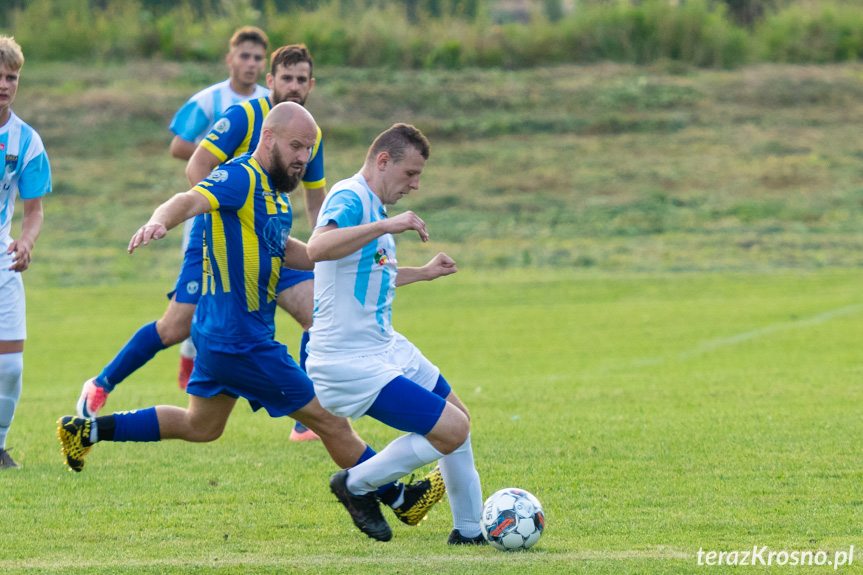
179, 337, 197, 359
439, 433, 483, 538
0, 352, 24, 449
347, 433, 443, 495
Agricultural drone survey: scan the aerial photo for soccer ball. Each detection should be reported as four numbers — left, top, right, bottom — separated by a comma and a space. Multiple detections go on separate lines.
480, 487, 545, 551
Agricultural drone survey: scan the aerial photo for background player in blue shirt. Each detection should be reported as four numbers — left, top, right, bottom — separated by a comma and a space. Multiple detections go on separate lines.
169, 26, 270, 388
57, 104, 444, 528
76, 44, 321, 441
0, 37, 52, 469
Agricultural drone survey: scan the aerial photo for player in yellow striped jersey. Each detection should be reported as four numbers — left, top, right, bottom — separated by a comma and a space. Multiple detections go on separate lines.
76, 46, 324, 442
57, 104, 446, 533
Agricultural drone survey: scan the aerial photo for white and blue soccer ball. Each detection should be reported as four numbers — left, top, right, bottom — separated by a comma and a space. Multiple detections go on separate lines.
480, 487, 545, 551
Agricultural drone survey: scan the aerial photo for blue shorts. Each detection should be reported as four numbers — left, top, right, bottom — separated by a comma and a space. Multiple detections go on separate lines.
168, 216, 314, 304
187, 330, 316, 417
364, 375, 452, 435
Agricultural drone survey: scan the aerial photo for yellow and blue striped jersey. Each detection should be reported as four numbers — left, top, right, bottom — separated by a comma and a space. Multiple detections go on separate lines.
199, 96, 325, 190
191, 153, 296, 345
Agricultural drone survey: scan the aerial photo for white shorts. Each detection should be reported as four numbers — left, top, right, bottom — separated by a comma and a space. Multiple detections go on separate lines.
0, 271, 26, 341
307, 332, 440, 420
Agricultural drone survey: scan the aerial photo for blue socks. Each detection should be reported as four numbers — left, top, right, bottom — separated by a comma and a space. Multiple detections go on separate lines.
112, 407, 161, 442
97, 322, 166, 391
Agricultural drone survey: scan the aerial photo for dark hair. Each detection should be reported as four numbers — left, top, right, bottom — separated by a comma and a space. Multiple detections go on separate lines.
366, 123, 431, 164
229, 26, 269, 52
270, 44, 314, 77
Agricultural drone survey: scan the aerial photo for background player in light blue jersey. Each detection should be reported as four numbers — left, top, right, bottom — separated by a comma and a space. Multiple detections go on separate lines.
75, 42, 322, 440
0, 37, 51, 469
57, 104, 444, 528
170, 26, 269, 388
168, 26, 270, 162
306, 124, 484, 543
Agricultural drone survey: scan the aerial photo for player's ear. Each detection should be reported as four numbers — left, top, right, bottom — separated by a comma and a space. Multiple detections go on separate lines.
266, 73, 274, 91
261, 127, 275, 148
376, 151, 390, 171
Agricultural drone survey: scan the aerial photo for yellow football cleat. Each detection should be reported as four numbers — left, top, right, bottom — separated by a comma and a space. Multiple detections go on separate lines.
392, 465, 447, 526
57, 416, 92, 472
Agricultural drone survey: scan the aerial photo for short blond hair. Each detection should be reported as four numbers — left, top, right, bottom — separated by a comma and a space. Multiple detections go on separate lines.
0, 36, 24, 71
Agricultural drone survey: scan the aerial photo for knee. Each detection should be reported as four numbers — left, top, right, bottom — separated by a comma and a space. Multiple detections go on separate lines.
187, 423, 225, 443
435, 417, 470, 456
155, 317, 192, 346
0, 353, 23, 386
290, 301, 314, 331
306, 412, 351, 441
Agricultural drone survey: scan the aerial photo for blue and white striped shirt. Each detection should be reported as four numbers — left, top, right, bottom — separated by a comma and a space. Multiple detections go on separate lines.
310, 173, 397, 357
1, 111, 51, 270
169, 79, 269, 144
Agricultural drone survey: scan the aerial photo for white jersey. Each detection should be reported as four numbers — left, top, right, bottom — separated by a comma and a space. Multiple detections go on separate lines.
309, 173, 398, 358
1, 111, 52, 271
169, 79, 269, 145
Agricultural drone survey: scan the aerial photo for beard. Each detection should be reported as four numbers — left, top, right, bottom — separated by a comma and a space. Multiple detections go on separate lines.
269, 145, 305, 192
272, 87, 307, 106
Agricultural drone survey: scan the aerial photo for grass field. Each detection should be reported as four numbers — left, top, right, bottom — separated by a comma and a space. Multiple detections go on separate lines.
3, 60, 863, 572
1, 268, 863, 573
12, 61, 863, 288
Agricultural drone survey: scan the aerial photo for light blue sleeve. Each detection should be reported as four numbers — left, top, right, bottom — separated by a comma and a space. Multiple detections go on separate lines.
317, 190, 363, 229
169, 101, 210, 142
18, 150, 52, 200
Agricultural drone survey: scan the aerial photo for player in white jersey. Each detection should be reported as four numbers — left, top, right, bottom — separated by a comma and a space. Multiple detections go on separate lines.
169, 26, 269, 387
306, 124, 485, 544
0, 37, 51, 469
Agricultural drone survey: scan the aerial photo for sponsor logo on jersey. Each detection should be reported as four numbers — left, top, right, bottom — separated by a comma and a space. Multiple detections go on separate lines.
375, 249, 389, 266
0, 143, 5, 151
210, 170, 229, 183
5, 155, 17, 173
214, 118, 231, 134
262, 217, 291, 258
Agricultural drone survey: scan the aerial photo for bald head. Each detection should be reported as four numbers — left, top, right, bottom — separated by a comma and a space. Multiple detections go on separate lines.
255, 102, 318, 192
262, 101, 316, 135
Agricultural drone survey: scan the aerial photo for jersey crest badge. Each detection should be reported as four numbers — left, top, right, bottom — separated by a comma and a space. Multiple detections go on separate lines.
210, 170, 229, 183
214, 118, 231, 133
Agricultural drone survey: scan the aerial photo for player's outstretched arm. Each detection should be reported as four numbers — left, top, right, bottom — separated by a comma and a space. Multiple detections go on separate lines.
128, 191, 211, 254
307, 211, 429, 262
395, 252, 457, 287
283, 237, 314, 271
7, 197, 44, 272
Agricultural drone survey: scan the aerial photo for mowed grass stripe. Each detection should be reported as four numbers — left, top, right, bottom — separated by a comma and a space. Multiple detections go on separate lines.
3, 269, 863, 574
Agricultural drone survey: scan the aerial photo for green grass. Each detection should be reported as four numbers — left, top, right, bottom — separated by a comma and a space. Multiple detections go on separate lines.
11, 61, 863, 288
2, 268, 863, 573
4, 60, 863, 571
